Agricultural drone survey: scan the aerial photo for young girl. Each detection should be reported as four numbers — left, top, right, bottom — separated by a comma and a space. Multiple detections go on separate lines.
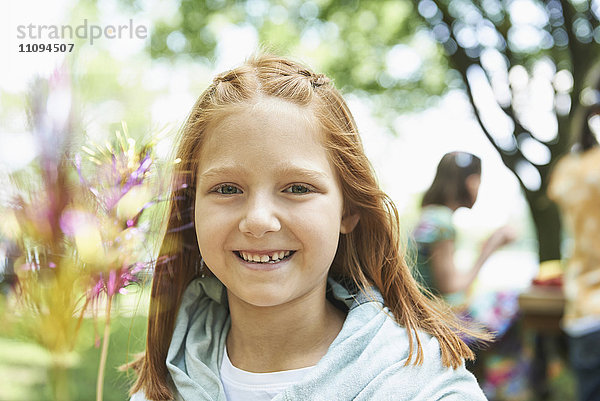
128, 54, 488, 401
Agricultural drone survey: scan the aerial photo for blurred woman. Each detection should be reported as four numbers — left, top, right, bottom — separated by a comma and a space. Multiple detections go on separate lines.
413, 152, 528, 400
549, 104, 600, 401
413, 152, 515, 304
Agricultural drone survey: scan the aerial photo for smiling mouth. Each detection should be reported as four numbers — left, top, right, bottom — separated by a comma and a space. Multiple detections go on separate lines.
234, 250, 295, 264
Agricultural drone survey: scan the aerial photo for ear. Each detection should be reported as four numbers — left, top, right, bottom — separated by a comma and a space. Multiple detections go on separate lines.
465, 174, 479, 191
340, 213, 360, 234
465, 173, 481, 194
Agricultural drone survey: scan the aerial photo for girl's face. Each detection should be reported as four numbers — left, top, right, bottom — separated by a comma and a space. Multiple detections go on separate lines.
194, 97, 358, 309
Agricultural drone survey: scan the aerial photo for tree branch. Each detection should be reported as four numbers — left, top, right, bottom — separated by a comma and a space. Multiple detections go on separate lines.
433, 0, 527, 179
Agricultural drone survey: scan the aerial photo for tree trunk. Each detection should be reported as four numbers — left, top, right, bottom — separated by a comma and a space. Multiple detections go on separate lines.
523, 190, 562, 262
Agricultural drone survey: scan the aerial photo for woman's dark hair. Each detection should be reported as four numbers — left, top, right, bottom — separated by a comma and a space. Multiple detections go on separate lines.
421, 152, 482, 208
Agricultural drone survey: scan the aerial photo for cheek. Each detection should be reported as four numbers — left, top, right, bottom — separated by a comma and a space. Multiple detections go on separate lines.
194, 200, 227, 256
195, 223, 229, 277
195, 227, 213, 254
293, 205, 342, 259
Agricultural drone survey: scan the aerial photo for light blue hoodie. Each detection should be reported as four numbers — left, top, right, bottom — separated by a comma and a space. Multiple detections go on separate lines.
132, 276, 487, 401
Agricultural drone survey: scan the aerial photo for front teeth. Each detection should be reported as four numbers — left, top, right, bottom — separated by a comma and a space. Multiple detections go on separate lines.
240, 251, 291, 263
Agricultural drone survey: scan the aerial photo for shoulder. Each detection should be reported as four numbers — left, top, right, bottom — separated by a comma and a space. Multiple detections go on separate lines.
550, 148, 600, 203
285, 302, 485, 400
355, 306, 485, 399
413, 206, 455, 244
360, 324, 486, 400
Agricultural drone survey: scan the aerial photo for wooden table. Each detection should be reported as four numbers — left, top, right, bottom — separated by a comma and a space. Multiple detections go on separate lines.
518, 285, 567, 400
518, 285, 566, 332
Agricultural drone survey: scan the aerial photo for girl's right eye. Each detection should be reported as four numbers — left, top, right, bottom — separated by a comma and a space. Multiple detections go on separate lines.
214, 184, 242, 195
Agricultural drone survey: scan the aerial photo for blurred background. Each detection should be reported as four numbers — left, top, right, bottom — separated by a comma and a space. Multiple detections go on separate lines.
1, 0, 599, 400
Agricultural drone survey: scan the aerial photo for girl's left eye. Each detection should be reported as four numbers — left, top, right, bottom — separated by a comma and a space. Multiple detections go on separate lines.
284, 184, 311, 194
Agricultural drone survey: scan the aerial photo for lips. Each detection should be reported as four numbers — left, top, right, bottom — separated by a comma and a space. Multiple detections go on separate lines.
234, 250, 295, 264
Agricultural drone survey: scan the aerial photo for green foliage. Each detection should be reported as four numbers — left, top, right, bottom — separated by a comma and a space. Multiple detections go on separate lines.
411, 0, 600, 260
0, 291, 148, 401
141, 0, 453, 111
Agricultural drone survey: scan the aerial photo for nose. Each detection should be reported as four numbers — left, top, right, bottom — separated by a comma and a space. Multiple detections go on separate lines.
238, 194, 281, 237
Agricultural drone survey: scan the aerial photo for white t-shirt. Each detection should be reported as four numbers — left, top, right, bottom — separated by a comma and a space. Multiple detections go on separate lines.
220, 346, 315, 401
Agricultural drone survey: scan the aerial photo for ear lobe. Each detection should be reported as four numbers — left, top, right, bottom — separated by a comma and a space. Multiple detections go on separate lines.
465, 174, 481, 205
340, 214, 360, 234
466, 175, 477, 191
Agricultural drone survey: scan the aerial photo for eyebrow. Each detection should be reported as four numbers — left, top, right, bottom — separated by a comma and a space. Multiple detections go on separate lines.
198, 164, 330, 181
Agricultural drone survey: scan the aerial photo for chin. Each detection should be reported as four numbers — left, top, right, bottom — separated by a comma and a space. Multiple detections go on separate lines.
229, 288, 289, 308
